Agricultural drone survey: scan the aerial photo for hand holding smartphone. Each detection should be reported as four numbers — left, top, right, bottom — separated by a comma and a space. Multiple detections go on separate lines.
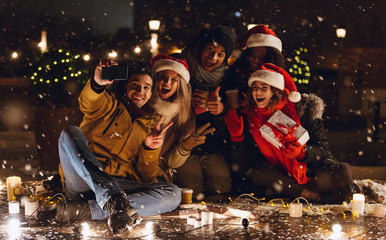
101, 65, 129, 81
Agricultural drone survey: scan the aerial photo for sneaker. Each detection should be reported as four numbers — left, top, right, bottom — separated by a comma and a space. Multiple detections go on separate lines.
55, 199, 91, 223
104, 193, 142, 234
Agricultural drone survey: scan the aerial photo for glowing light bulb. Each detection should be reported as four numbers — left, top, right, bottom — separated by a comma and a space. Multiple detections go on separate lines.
134, 46, 141, 54
83, 54, 90, 61
11, 52, 18, 59
81, 222, 90, 236
332, 224, 341, 234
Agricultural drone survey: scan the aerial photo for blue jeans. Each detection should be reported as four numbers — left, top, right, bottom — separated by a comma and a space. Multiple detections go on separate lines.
58, 126, 181, 220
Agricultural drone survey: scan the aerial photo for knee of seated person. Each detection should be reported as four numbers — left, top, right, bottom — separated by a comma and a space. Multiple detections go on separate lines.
161, 183, 182, 208
340, 162, 353, 180
60, 126, 80, 140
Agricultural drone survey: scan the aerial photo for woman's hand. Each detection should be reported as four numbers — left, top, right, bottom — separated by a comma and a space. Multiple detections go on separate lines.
94, 59, 117, 86
181, 122, 216, 151
144, 116, 173, 150
282, 140, 306, 160
224, 109, 244, 142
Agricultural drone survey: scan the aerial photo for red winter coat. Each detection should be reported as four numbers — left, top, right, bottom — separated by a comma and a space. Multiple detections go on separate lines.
247, 98, 310, 184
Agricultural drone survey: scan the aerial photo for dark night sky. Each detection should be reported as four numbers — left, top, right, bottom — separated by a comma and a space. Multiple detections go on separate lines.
2, 0, 385, 41
1, 0, 134, 36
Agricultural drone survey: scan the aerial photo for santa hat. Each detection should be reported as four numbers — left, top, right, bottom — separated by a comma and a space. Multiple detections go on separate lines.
151, 54, 190, 84
241, 24, 282, 52
248, 63, 301, 103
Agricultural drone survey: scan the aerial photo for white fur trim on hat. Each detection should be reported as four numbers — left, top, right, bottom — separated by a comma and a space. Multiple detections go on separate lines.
153, 59, 190, 84
248, 70, 285, 90
246, 33, 282, 52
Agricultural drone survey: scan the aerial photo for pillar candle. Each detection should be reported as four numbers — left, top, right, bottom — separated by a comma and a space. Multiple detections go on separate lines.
290, 203, 303, 217
9, 201, 20, 214
187, 216, 198, 225
373, 204, 386, 218
6, 176, 21, 201
352, 193, 365, 216
25, 199, 39, 217
201, 211, 213, 225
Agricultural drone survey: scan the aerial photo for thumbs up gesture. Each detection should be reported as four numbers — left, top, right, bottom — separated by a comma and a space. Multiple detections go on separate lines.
207, 86, 224, 115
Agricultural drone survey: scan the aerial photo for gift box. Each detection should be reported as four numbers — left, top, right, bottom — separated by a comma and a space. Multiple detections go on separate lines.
260, 110, 309, 149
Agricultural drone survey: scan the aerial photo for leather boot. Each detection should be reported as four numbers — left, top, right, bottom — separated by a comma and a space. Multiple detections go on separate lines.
55, 199, 91, 223
103, 193, 142, 234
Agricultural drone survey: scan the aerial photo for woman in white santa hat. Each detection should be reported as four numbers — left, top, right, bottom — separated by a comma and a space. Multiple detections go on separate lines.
224, 63, 357, 204
150, 54, 215, 182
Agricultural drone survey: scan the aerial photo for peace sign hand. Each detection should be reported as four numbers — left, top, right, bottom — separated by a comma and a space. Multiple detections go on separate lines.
181, 122, 216, 151
144, 116, 173, 150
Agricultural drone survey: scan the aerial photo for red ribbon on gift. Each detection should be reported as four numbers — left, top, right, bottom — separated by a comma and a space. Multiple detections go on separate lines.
264, 121, 310, 184
265, 122, 298, 148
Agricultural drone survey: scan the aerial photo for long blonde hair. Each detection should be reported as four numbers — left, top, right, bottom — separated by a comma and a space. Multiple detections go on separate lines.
150, 72, 192, 126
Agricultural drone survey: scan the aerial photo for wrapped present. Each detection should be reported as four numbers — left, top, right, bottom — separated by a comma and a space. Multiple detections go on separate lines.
260, 110, 309, 149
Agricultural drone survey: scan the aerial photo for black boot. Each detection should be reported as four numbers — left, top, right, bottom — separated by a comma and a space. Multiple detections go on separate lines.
103, 193, 142, 234
55, 199, 91, 223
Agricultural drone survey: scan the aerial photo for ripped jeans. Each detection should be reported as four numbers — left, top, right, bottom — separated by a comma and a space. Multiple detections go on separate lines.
58, 126, 181, 220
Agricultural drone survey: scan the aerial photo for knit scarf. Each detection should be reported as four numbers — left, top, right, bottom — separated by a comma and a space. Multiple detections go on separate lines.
247, 100, 310, 184
184, 47, 228, 90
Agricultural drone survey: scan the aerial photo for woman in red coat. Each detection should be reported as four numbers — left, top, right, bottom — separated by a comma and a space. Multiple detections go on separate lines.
224, 63, 355, 203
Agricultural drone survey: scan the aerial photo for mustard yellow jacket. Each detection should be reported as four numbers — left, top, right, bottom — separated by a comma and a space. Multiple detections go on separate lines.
78, 80, 160, 183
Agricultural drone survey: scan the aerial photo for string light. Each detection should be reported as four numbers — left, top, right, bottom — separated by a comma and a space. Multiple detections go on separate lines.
287, 47, 311, 91
29, 49, 89, 106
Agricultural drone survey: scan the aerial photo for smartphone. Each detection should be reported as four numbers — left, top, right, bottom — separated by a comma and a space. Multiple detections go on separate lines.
101, 65, 128, 80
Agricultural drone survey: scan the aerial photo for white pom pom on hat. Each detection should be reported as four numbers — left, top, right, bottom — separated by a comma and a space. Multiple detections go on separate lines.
151, 54, 190, 84
288, 91, 301, 103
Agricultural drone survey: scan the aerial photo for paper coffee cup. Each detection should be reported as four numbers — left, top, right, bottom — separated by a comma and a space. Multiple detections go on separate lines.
180, 188, 193, 204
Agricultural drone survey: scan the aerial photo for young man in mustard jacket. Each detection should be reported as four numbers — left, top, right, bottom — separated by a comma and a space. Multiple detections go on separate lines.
55, 60, 180, 234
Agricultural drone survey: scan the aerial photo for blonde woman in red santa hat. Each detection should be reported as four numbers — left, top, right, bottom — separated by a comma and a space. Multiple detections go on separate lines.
224, 24, 285, 112
224, 63, 357, 204
150, 54, 215, 182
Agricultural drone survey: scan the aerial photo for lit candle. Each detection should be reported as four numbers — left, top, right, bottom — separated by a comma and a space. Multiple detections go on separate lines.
373, 204, 386, 218
9, 201, 20, 214
6, 176, 21, 201
352, 193, 365, 216
290, 203, 303, 217
25, 199, 39, 217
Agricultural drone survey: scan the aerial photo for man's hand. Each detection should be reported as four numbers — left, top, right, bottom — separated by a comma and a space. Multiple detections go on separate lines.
207, 86, 224, 115
94, 59, 117, 86
144, 116, 173, 150
181, 122, 216, 151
